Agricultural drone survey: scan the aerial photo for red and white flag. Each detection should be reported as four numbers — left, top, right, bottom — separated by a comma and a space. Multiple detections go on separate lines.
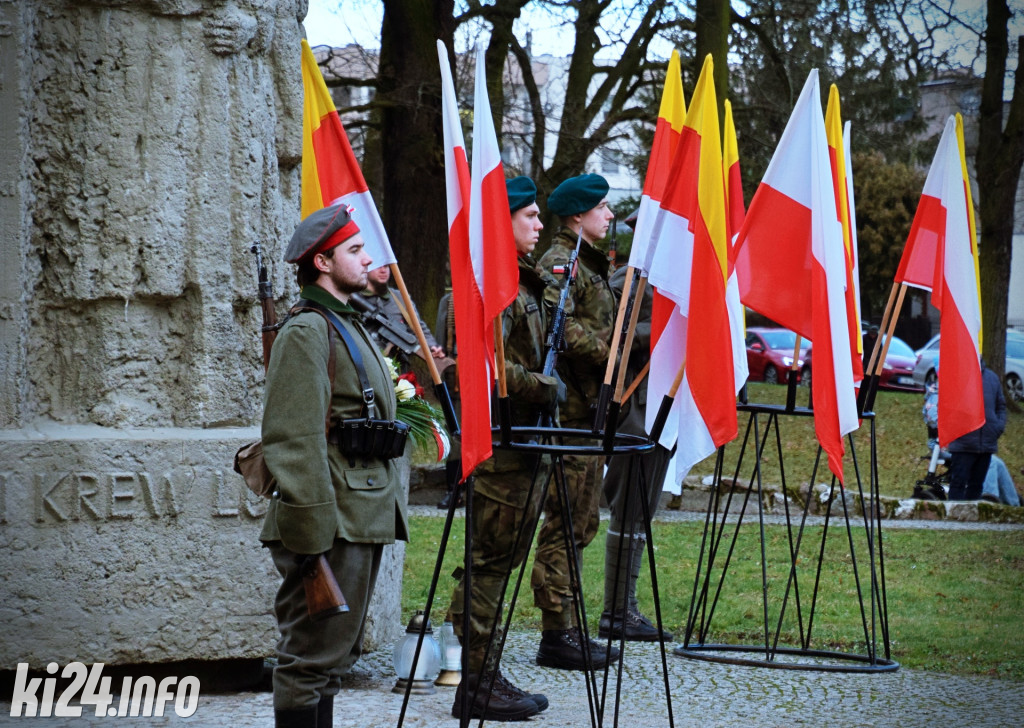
647, 55, 737, 480
894, 115, 983, 446
723, 99, 749, 391
625, 50, 687, 446
300, 39, 395, 268
628, 50, 686, 273
735, 70, 858, 484
437, 42, 518, 480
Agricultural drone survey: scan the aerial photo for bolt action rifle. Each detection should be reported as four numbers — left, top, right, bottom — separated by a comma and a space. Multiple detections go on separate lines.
250, 242, 348, 621
348, 292, 421, 358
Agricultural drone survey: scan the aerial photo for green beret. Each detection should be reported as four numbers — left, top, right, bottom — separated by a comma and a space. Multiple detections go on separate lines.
547, 173, 609, 216
506, 176, 537, 213
284, 203, 360, 263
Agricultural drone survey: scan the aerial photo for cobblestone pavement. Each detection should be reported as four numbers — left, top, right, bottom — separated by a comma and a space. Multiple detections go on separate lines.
4, 508, 1022, 727
7, 630, 1023, 727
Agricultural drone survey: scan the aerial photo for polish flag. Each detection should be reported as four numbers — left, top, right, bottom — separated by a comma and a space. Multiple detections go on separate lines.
437, 42, 518, 480
647, 55, 737, 480
843, 120, 863, 376
300, 39, 395, 268
735, 70, 858, 483
894, 115, 983, 447
825, 86, 864, 383
723, 99, 749, 390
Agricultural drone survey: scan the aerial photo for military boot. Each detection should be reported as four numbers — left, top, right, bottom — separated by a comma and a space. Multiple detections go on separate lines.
274, 706, 318, 728
599, 531, 673, 642
451, 671, 540, 722
535, 627, 620, 671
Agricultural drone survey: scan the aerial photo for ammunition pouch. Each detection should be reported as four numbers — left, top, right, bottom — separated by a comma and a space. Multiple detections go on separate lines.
328, 418, 410, 461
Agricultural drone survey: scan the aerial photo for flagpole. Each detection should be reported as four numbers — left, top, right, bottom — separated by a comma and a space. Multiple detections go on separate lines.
648, 359, 687, 444
389, 263, 459, 433
494, 317, 512, 444
601, 275, 647, 450
595, 265, 638, 433
620, 360, 651, 408
863, 284, 907, 413
787, 335, 803, 411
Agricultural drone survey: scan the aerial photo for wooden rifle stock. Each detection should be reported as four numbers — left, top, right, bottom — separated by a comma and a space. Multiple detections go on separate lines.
249, 242, 349, 620
301, 553, 349, 621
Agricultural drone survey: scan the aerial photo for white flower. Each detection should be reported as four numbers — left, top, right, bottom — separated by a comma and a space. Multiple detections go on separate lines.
385, 357, 400, 382
395, 379, 416, 402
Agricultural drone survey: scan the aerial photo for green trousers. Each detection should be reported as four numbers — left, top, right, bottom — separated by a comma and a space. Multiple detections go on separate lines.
269, 540, 383, 710
530, 422, 603, 630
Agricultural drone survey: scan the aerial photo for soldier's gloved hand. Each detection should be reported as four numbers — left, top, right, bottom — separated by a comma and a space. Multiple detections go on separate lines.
534, 373, 563, 409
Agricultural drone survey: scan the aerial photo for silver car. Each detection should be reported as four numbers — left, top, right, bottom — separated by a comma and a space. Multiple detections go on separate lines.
912, 329, 1024, 402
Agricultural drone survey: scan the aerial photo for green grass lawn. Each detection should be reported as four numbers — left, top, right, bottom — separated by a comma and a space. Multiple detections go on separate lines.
404, 517, 1024, 680
404, 380, 1024, 679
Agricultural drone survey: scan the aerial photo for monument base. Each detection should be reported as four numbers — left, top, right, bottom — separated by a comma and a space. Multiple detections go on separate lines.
0, 424, 405, 668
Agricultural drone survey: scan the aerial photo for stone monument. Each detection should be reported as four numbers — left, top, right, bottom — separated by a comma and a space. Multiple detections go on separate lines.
0, 0, 405, 671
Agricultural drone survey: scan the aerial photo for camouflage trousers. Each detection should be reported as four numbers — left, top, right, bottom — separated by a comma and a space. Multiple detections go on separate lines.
448, 462, 548, 672
530, 425, 603, 631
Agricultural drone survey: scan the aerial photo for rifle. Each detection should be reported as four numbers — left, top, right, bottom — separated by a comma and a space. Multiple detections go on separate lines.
249, 242, 348, 621
607, 217, 617, 268
348, 292, 420, 357
532, 229, 584, 429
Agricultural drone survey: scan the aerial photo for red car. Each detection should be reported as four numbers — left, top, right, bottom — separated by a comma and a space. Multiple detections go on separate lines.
745, 328, 808, 384
801, 334, 924, 392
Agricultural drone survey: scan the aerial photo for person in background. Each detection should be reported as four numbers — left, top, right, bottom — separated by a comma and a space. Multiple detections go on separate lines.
947, 359, 1006, 501
981, 455, 1021, 506
358, 265, 446, 371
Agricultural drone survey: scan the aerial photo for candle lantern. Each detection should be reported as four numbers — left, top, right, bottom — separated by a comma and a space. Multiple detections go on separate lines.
392, 611, 441, 695
434, 621, 462, 687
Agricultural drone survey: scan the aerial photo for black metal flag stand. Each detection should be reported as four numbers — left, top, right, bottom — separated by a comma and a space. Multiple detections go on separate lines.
674, 400, 898, 673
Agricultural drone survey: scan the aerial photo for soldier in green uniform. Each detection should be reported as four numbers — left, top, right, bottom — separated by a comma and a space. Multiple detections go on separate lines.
447, 177, 562, 722
261, 204, 408, 728
532, 173, 620, 670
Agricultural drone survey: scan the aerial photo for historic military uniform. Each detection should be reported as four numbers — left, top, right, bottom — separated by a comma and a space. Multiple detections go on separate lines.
598, 264, 674, 642
532, 175, 617, 663
261, 205, 407, 728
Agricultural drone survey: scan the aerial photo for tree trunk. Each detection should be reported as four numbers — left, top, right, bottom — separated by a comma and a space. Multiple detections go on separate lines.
976, 0, 1024, 405
695, 0, 731, 127
378, 0, 455, 330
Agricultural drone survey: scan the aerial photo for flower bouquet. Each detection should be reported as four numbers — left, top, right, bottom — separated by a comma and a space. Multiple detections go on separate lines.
387, 358, 451, 462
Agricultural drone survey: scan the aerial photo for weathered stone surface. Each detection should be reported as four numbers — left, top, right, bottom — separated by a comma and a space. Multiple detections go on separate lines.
0, 426, 407, 667
1, 2, 406, 669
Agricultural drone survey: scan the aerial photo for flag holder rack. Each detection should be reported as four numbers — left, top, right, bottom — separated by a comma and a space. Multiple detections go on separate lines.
672, 399, 898, 674
397, 424, 677, 728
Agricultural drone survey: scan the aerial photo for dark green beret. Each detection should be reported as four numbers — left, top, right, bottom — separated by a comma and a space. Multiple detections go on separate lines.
284, 203, 360, 263
546, 173, 609, 216
506, 176, 537, 213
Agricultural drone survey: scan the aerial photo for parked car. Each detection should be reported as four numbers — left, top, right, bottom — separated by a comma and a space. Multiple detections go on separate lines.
911, 334, 942, 387
912, 330, 1024, 401
745, 328, 808, 384
801, 334, 923, 392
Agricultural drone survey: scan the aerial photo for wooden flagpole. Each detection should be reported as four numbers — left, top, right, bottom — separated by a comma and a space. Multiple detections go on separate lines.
389, 263, 443, 386
613, 276, 648, 400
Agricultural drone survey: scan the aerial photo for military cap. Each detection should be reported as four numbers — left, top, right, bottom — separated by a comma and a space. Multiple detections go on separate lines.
283, 203, 360, 263
546, 173, 609, 217
506, 176, 537, 213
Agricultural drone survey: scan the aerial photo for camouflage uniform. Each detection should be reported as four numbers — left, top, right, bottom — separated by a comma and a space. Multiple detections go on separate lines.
448, 255, 558, 671
531, 228, 615, 630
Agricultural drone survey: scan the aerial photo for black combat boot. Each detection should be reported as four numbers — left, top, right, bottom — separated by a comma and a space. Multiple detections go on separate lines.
316, 695, 333, 728
535, 627, 620, 671
274, 705, 318, 728
492, 670, 548, 712
452, 671, 539, 722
